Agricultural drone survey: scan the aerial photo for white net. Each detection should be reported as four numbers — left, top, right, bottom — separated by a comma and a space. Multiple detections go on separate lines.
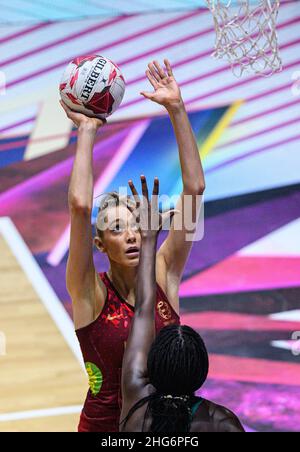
205, 0, 283, 77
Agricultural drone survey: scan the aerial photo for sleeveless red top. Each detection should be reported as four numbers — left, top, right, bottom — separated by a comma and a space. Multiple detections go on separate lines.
76, 272, 180, 432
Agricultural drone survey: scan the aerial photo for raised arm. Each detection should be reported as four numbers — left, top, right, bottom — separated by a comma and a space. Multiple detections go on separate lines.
121, 176, 158, 410
121, 176, 176, 419
61, 101, 106, 330
141, 60, 205, 313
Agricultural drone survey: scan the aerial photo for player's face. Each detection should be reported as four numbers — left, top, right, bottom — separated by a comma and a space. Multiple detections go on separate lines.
101, 205, 141, 266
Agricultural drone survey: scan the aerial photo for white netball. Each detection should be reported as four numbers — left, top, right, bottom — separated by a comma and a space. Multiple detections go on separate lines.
59, 55, 126, 119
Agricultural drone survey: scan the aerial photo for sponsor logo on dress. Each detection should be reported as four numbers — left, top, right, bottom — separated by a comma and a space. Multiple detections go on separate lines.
157, 300, 172, 321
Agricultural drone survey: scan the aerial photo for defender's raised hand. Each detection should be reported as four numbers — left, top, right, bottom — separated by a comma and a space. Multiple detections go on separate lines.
140, 59, 182, 110
128, 175, 178, 239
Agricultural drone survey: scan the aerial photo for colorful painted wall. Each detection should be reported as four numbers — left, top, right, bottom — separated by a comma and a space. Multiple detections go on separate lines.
1, 1, 300, 432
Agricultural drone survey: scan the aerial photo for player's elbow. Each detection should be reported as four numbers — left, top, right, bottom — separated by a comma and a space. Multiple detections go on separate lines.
68, 195, 92, 214
184, 183, 205, 195
196, 183, 206, 195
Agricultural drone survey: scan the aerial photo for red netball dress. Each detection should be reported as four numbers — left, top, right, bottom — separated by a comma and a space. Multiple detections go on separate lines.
76, 272, 180, 432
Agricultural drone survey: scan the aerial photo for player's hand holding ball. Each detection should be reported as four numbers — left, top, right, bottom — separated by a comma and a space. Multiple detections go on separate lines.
59, 100, 106, 132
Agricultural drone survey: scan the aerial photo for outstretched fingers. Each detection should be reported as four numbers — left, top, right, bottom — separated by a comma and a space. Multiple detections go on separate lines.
128, 179, 140, 209
145, 69, 158, 89
164, 58, 173, 77
151, 177, 159, 210
148, 63, 161, 83
152, 177, 159, 197
153, 60, 167, 79
140, 175, 149, 203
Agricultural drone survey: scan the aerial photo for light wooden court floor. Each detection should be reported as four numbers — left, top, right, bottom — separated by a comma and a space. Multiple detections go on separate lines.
0, 218, 87, 432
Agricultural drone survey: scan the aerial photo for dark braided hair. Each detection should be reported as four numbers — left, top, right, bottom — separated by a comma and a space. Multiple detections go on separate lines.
121, 325, 209, 432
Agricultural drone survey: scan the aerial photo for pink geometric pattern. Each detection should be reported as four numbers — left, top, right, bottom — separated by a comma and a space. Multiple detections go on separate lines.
180, 256, 300, 297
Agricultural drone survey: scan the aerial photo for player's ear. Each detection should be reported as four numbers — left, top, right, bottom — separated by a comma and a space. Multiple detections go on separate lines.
94, 235, 106, 253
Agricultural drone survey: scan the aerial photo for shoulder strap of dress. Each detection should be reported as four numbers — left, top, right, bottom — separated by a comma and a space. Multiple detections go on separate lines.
191, 397, 204, 418
99, 272, 135, 311
98, 271, 109, 286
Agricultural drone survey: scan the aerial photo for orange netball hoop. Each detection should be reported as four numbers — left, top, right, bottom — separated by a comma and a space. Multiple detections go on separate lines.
205, 0, 283, 77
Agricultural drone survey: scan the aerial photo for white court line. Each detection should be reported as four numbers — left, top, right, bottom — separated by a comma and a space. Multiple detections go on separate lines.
0, 217, 84, 370
271, 340, 294, 351
0, 406, 82, 422
269, 310, 300, 321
